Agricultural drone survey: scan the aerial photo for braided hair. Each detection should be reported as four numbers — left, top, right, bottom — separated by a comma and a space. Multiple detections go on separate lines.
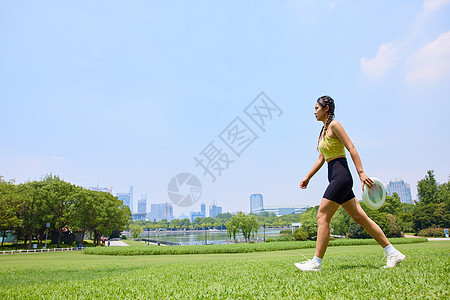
316, 96, 335, 151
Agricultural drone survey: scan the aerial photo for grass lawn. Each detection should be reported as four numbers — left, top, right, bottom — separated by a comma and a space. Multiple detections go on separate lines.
0, 241, 448, 299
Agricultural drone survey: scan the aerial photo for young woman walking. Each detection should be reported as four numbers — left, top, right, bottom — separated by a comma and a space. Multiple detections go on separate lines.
294, 96, 406, 272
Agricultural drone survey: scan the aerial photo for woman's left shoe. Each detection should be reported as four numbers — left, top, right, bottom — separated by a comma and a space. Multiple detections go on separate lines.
294, 260, 321, 272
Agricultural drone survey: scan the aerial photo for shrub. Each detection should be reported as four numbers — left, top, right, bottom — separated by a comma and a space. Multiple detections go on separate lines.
348, 223, 371, 239
275, 236, 293, 242
293, 228, 308, 241
418, 227, 445, 237
83, 238, 427, 256
265, 238, 275, 243
386, 214, 403, 237
279, 230, 291, 235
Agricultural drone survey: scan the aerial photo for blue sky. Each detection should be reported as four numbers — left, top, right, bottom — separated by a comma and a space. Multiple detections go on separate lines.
1, 0, 449, 217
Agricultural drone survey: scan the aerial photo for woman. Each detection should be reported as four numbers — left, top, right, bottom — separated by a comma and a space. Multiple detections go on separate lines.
294, 96, 406, 272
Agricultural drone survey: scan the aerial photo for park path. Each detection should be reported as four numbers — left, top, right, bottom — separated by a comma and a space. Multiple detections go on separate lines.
108, 240, 129, 246
404, 234, 449, 241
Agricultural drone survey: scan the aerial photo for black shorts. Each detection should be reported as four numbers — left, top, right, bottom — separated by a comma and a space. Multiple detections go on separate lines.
323, 157, 355, 205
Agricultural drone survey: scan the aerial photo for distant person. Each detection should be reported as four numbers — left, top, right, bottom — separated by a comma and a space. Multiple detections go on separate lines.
295, 96, 406, 271
107, 240, 110, 247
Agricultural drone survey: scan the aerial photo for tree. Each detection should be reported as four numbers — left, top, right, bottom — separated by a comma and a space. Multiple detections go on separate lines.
330, 207, 351, 236
41, 175, 77, 247
130, 224, 142, 239
293, 228, 308, 241
417, 170, 439, 205
226, 212, 258, 242
378, 194, 402, 215
300, 206, 319, 239
0, 180, 23, 246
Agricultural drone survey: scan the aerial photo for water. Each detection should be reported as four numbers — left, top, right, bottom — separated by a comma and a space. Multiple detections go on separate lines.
138, 229, 284, 245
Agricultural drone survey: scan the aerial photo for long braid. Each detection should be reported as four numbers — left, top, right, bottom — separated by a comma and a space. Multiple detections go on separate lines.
316, 96, 335, 151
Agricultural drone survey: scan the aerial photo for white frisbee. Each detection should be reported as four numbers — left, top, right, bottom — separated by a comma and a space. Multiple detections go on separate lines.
362, 177, 386, 210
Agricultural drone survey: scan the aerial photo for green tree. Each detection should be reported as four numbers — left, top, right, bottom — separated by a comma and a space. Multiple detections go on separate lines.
378, 194, 402, 215
330, 207, 351, 236
130, 224, 142, 239
226, 212, 258, 242
0, 180, 23, 246
300, 206, 319, 239
417, 170, 439, 205
293, 228, 308, 241
41, 175, 77, 247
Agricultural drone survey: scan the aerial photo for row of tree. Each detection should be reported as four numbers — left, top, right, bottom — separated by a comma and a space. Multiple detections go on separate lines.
0, 175, 131, 248
131, 212, 301, 232
299, 170, 449, 239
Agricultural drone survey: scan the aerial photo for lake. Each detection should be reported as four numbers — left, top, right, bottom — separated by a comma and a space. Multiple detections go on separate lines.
136, 228, 286, 245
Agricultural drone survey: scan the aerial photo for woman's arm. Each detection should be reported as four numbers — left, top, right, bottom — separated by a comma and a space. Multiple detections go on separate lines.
330, 120, 373, 190
299, 153, 325, 189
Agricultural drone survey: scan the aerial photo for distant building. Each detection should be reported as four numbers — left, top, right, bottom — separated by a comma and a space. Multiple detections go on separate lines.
149, 203, 173, 222
116, 186, 134, 213
200, 203, 206, 218
386, 179, 413, 204
190, 211, 204, 223
253, 205, 309, 216
138, 194, 147, 213
250, 194, 264, 213
132, 212, 147, 222
85, 186, 112, 194
209, 201, 222, 219
190, 203, 206, 223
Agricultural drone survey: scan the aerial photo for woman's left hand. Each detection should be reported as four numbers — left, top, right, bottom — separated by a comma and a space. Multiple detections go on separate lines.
359, 172, 373, 191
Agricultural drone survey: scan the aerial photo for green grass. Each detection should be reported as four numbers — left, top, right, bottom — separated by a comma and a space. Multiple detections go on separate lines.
84, 237, 427, 256
1, 241, 448, 299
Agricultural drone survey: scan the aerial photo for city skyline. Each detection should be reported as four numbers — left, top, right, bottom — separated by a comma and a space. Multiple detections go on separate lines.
1, 1, 449, 217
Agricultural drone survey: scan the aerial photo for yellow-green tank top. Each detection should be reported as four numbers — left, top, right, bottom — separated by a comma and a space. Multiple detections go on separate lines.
318, 134, 346, 160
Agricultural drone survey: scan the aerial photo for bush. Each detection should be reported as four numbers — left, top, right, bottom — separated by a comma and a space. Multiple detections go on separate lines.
418, 227, 445, 237
120, 235, 127, 240
265, 238, 275, 243
348, 223, 371, 239
386, 214, 403, 237
279, 230, 291, 235
83, 238, 427, 256
276, 236, 293, 242
293, 228, 308, 241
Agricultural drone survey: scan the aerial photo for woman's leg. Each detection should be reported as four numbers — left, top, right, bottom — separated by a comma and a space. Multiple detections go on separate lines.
315, 198, 340, 258
341, 198, 389, 248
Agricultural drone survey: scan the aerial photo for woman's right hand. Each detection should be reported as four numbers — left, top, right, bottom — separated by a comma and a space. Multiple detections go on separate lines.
299, 178, 310, 189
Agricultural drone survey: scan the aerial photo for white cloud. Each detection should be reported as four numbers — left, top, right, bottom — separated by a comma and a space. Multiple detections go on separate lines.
423, 0, 450, 15
360, 41, 400, 79
406, 31, 450, 84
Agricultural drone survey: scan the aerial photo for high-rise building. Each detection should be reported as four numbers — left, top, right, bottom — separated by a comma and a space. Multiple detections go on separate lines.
386, 179, 413, 204
129, 186, 134, 213
150, 203, 173, 222
117, 192, 131, 211
138, 194, 147, 213
250, 194, 264, 213
209, 201, 222, 219
200, 203, 206, 218
190, 211, 204, 223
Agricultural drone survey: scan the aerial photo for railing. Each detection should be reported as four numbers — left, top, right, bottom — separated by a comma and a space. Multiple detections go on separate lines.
140, 239, 181, 246
1, 247, 83, 255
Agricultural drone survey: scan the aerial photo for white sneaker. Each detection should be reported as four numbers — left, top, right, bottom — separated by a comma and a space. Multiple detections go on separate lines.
294, 260, 321, 272
383, 252, 406, 268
